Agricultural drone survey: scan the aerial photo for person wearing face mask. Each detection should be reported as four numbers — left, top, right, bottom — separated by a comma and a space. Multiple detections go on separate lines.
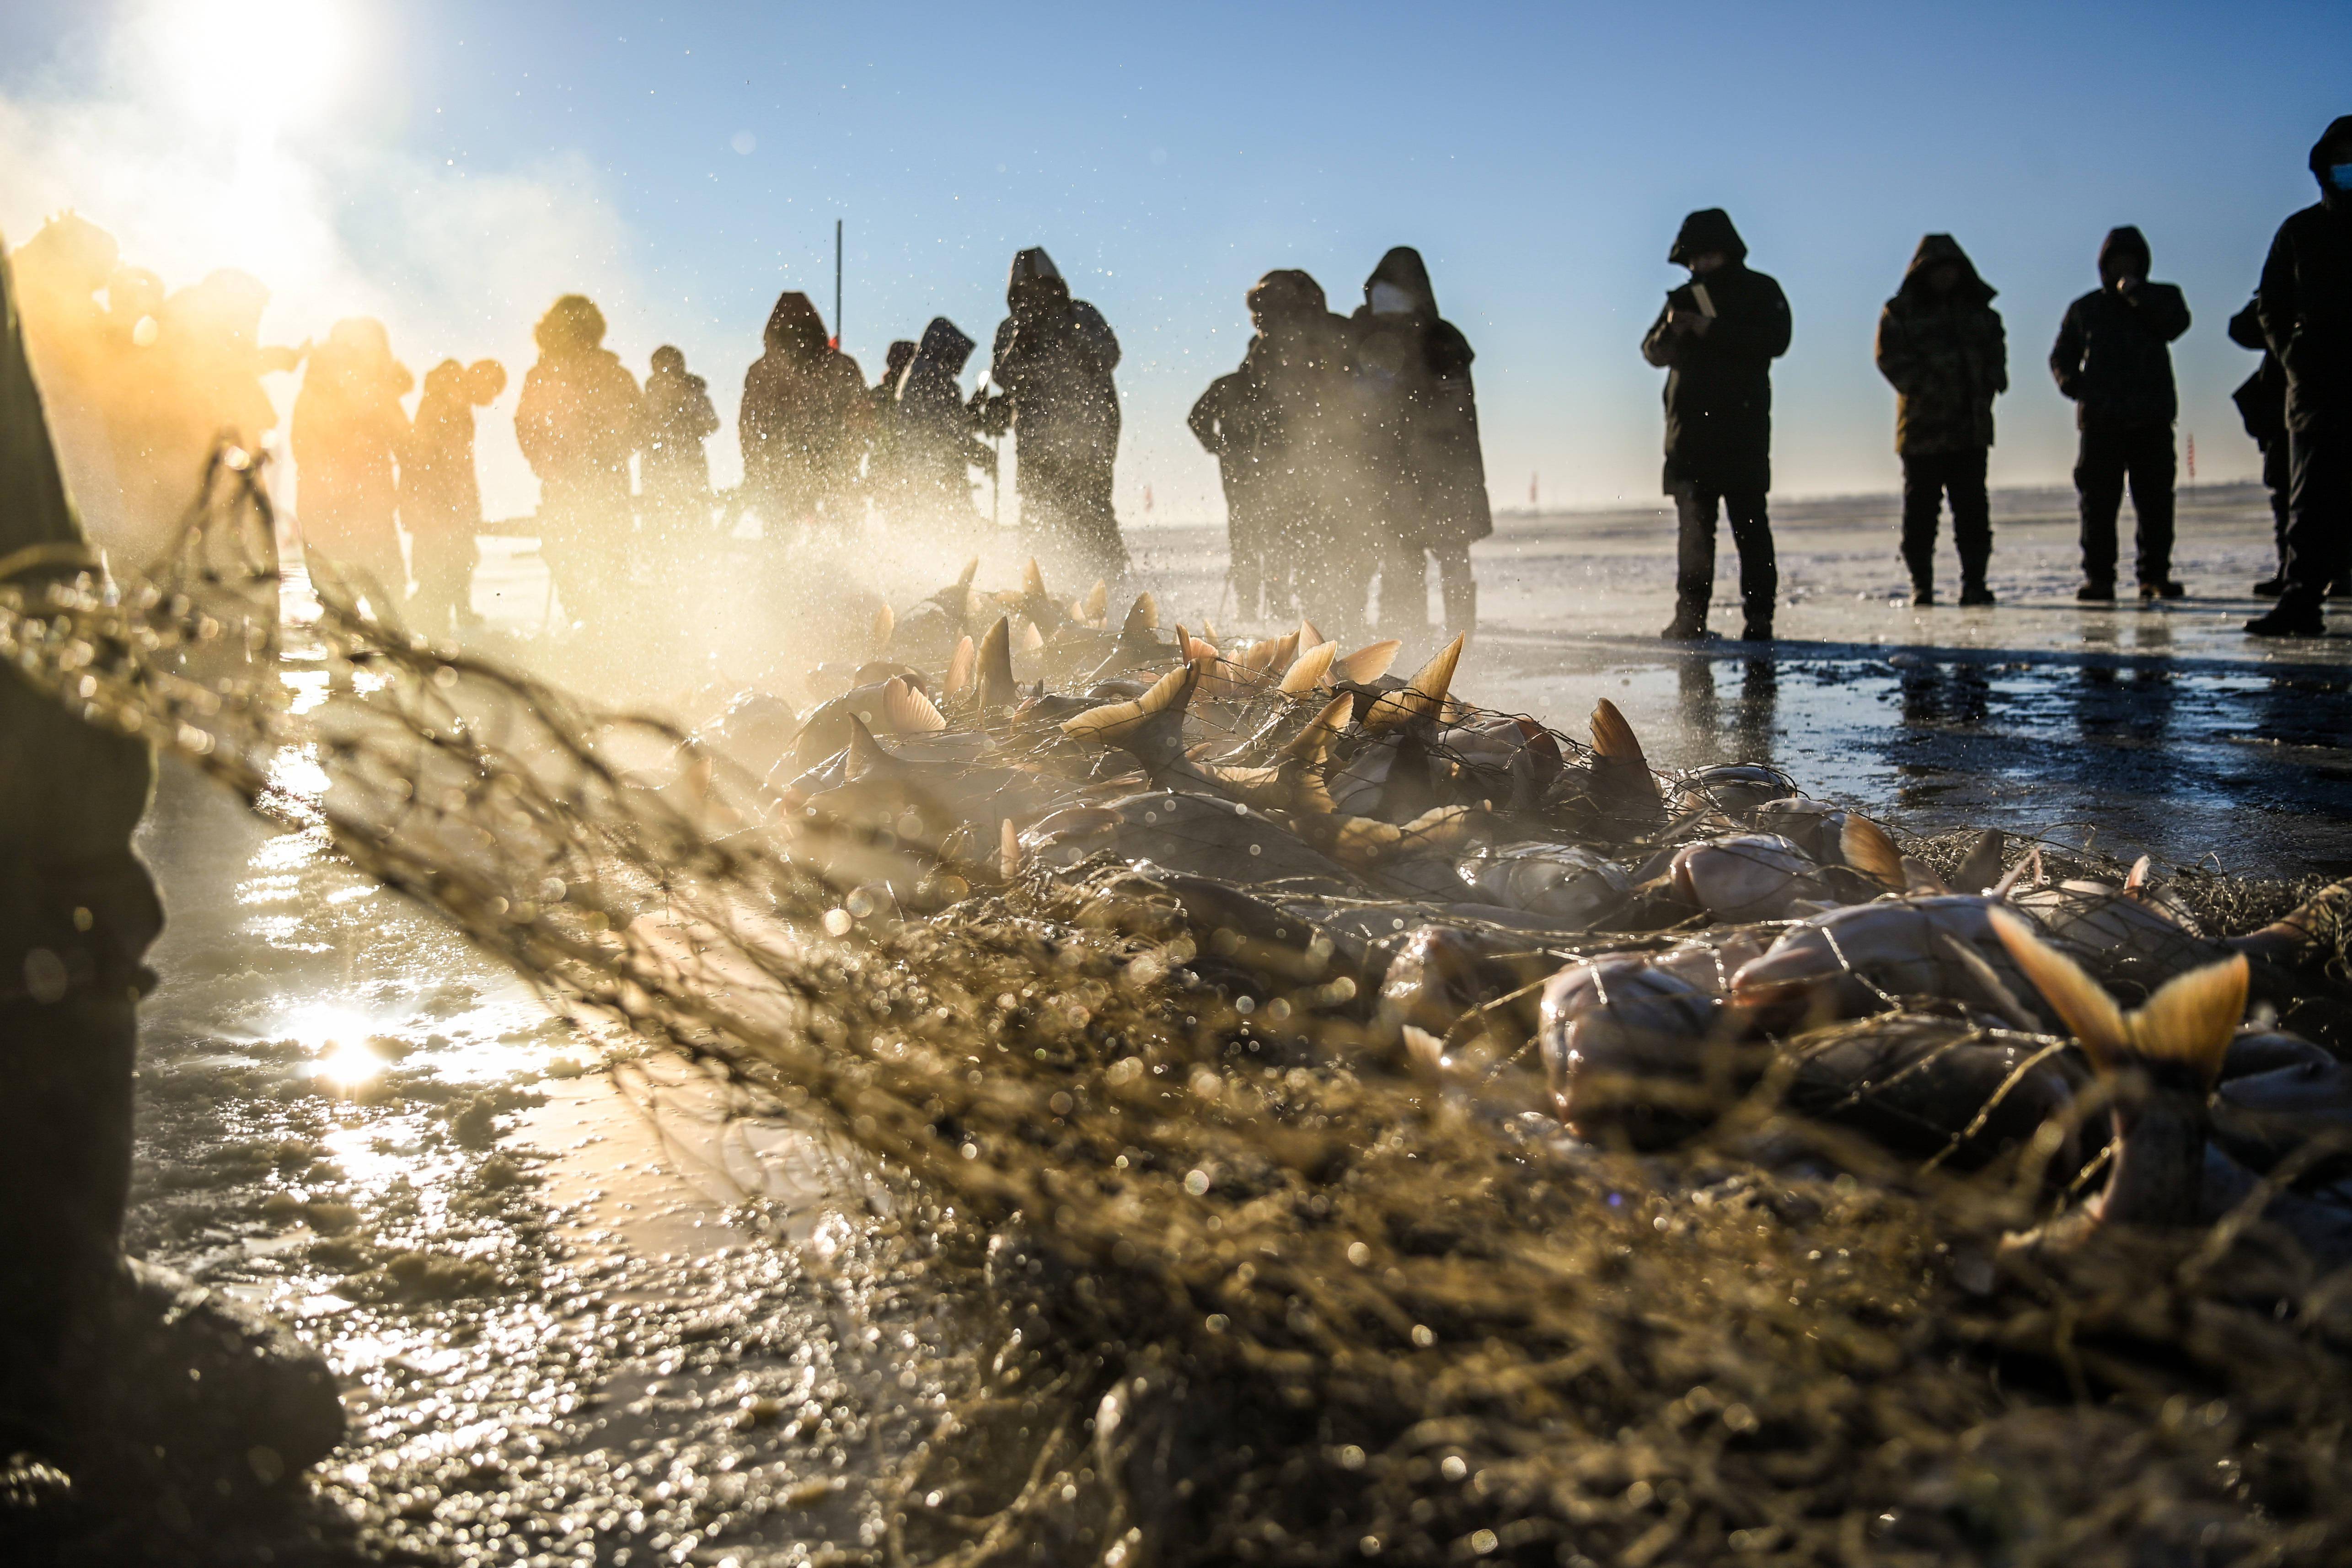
1642, 209, 1793, 642
1875, 235, 2008, 607
1351, 247, 1491, 637
978, 247, 1126, 579
2247, 117, 2352, 638
2049, 226, 2191, 602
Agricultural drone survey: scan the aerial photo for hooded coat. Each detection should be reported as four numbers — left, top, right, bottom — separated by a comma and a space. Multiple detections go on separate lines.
2049, 227, 2191, 431
1875, 235, 2007, 457
293, 318, 412, 567
987, 248, 1122, 482
894, 316, 987, 505
2256, 116, 2352, 429
1641, 211, 1793, 495
1350, 247, 1491, 546
515, 296, 642, 518
643, 351, 718, 500
402, 359, 502, 538
739, 291, 868, 522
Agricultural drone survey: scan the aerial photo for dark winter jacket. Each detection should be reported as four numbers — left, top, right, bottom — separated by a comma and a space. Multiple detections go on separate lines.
643, 359, 718, 497
739, 291, 868, 514
1350, 247, 1491, 547
2256, 116, 2352, 428
403, 358, 503, 536
1641, 210, 1792, 495
895, 316, 988, 498
986, 247, 1121, 479
2229, 296, 2288, 450
1874, 235, 2007, 457
2049, 227, 2191, 431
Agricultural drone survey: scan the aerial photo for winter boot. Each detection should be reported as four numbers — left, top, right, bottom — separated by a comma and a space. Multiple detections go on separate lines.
2076, 580, 2116, 602
2246, 603, 2326, 637
1958, 581, 1996, 606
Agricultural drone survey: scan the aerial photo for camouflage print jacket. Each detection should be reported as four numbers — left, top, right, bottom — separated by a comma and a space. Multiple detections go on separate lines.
1875, 235, 2008, 458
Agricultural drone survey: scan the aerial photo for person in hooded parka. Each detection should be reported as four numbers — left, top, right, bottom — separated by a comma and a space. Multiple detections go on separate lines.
293, 317, 413, 609
2049, 225, 2191, 601
738, 291, 868, 542
981, 247, 1127, 578
863, 337, 919, 519
515, 294, 643, 633
402, 356, 505, 637
1350, 248, 1491, 636
893, 316, 988, 527
1189, 364, 1275, 621
1642, 209, 1792, 642
1875, 234, 2008, 606
640, 344, 719, 546
2248, 116, 2352, 638
1247, 270, 1370, 634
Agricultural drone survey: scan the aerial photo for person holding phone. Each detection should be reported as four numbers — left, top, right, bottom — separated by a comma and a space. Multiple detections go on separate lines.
1642, 209, 1793, 642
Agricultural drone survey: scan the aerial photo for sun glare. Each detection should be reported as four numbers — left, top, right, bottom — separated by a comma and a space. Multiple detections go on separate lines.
145, 0, 353, 138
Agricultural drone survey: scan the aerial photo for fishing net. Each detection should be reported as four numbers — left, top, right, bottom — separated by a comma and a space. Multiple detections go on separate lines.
12, 456, 2352, 1566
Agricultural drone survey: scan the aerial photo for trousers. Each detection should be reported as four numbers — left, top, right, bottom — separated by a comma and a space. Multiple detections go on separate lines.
1672, 484, 1776, 627
1383, 541, 1476, 633
1899, 447, 1991, 589
2279, 412, 2352, 614
2074, 422, 2175, 586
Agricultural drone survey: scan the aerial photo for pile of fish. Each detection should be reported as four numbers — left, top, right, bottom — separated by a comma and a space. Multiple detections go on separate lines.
697, 560, 2352, 1260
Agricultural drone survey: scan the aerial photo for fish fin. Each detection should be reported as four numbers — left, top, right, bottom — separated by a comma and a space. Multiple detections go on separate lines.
2124, 955, 2248, 1088
844, 717, 897, 781
1279, 640, 1338, 695
1397, 803, 1478, 853
1900, 855, 1950, 897
1990, 909, 2129, 1068
1401, 1025, 1448, 1078
1203, 763, 1283, 804
1060, 661, 1199, 775
944, 635, 975, 698
1954, 828, 2007, 894
884, 677, 946, 735
975, 616, 1017, 709
1279, 693, 1354, 766
1332, 637, 1403, 685
1313, 813, 1402, 868
1837, 815, 1905, 891
1081, 578, 1109, 621
870, 602, 895, 653
1130, 592, 1159, 632
1202, 618, 1219, 645
999, 818, 1021, 881
1936, 932, 2042, 1033
2229, 878, 2352, 962
1297, 616, 1324, 654
1022, 557, 1047, 600
1016, 619, 1046, 654
2124, 854, 2153, 893
1364, 633, 1464, 733
1588, 698, 1646, 765
957, 556, 980, 589
1992, 849, 2038, 898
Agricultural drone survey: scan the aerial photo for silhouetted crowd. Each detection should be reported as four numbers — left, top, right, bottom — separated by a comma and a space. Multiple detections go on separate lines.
8, 110, 2352, 646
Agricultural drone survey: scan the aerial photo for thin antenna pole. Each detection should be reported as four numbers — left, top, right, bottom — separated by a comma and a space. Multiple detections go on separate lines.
833, 219, 843, 351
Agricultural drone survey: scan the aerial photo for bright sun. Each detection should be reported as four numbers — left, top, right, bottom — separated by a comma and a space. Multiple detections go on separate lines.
144, 0, 353, 139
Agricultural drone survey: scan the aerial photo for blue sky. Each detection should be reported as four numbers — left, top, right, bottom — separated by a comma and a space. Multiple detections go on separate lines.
2, 0, 2347, 519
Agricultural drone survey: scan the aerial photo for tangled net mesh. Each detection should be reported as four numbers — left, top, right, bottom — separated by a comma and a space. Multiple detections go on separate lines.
11, 456, 2352, 1567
